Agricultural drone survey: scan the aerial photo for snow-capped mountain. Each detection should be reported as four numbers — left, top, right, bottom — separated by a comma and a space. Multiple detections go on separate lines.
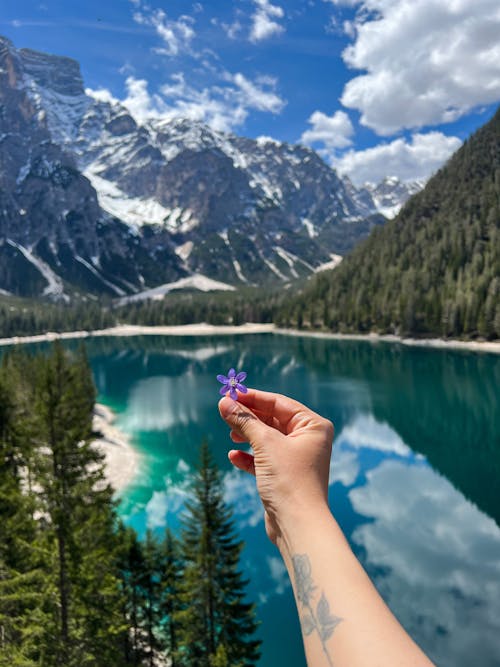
359, 177, 424, 219
0, 35, 419, 300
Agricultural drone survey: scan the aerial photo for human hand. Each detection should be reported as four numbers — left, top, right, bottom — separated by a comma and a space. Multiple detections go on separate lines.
218, 389, 334, 545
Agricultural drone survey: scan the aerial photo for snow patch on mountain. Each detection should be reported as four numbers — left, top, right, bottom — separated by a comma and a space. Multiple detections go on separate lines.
302, 218, 318, 238
274, 247, 300, 278
117, 274, 236, 304
20, 48, 91, 147
361, 177, 424, 218
7, 239, 68, 300
314, 254, 343, 273
258, 250, 289, 282
232, 258, 248, 283
175, 241, 194, 262
74, 255, 126, 296
84, 171, 198, 231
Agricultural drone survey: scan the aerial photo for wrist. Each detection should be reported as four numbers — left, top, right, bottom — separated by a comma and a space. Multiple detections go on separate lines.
274, 500, 339, 558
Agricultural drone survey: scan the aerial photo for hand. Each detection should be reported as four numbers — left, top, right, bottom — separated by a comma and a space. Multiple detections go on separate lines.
218, 389, 334, 545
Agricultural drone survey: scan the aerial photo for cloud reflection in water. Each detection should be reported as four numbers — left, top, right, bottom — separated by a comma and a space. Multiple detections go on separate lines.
336, 413, 412, 457
224, 467, 263, 528
145, 460, 192, 529
122, 371, 206, 431
350, 460, 500, 666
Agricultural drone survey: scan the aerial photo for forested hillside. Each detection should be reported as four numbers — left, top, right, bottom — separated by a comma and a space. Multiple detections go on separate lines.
0, 345, 259, 666
276, 107, 500, 340
0, 288, 281, 338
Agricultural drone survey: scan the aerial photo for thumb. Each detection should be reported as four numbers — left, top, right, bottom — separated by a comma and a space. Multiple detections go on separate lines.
218, 396, 271, 446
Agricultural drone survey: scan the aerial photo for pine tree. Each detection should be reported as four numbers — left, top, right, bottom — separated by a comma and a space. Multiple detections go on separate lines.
141, 530, 164, 666
0, 370, 51, 667
158, 528, 183, 667
117, 524, 150, 666
29, 343, 129, 666
176, 442, 261, 667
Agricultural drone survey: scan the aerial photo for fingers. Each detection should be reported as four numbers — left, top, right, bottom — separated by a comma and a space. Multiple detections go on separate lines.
236, 388, 323, 433
219, 396, 274, 445
230, 429, 247, 443
228, 449, 256, 476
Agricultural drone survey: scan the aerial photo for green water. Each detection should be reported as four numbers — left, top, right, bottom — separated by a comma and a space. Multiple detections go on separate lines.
82, 334, 499, 666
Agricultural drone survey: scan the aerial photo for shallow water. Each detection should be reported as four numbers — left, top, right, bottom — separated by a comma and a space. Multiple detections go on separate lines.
84, 333, 500, 667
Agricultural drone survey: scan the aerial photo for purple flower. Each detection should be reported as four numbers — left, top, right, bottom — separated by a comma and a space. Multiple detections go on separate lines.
217, 368, 248, 400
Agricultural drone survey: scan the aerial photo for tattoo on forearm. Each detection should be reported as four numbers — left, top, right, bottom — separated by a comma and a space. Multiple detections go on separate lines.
292, 554, 342, 667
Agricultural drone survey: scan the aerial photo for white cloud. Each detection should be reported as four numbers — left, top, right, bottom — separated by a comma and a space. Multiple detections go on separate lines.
221, 20, 242, 40
231, 73, 285, 114
133, 8, 195, 57
349, 460, 500, 665
324, 0, 360, 6
256, 135, 282, 147
117, 70, 284, 132
336, 0, 500, 134
121, 77, 169, 121
119, 1, 285, 133
332, 131, 462, 185
250, 0, 285, 42
85, 87, 119, 105
300, 110, 354, 150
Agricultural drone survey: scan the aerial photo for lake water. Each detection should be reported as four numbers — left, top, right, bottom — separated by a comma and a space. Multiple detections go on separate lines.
84, 333, 500, 667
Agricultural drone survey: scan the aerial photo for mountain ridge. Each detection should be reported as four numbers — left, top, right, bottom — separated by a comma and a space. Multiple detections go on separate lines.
0, 35, 421, 300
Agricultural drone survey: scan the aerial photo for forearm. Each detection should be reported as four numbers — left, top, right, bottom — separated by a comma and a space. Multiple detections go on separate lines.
276, 504, 435, 667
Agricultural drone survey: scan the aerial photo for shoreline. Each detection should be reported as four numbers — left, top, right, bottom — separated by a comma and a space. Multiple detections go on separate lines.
273, 328, 500, 354
92, 403, 140, 493
0, 322, 498, 354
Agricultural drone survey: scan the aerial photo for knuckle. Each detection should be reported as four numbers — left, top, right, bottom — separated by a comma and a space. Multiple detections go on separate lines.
233, 408, 258, 431
322, 418, 334, 441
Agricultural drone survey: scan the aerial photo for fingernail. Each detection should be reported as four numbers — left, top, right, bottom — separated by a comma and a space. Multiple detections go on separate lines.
219, 397, 238, 418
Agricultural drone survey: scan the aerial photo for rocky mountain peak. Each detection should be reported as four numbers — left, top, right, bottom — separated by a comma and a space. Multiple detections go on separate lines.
359, 177, 424, 219
0, 34, 423, 302
20, 47, 84, 97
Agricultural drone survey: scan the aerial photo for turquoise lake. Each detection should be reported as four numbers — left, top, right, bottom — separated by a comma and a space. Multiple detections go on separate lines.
80, 334, 498, 666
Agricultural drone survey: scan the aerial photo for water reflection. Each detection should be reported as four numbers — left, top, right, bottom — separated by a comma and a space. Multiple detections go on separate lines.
79, 334, 500, 667
336, 413, 413, 457
279, 335, 500, 525
123, 372, 210, 432
350, 461, 500, 667
144, 460, 191, 529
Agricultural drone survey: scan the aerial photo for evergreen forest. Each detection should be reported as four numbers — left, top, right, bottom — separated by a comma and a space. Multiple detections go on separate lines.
0, 289, 281, 339
0, 344, 260, 666
276, 107, 500, 340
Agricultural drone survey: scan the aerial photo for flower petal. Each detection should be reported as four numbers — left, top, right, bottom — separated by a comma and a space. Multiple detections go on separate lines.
219, 385, 229, 395
236, 383, 248, 393
235, 371, 247, 382
216, 374, 229, 384
228, 368, 236, 378
229, 387, 238, 400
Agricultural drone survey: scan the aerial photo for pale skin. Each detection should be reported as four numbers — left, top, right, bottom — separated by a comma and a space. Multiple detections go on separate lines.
218, 389, 436, 667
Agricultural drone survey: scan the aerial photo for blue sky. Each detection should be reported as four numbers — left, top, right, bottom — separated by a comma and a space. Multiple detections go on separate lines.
2, 0, 500, 184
